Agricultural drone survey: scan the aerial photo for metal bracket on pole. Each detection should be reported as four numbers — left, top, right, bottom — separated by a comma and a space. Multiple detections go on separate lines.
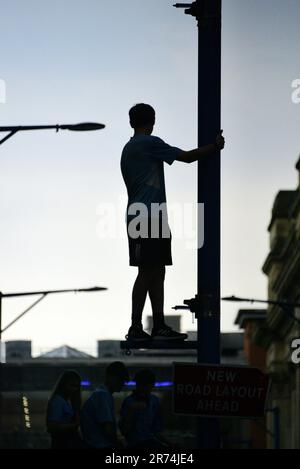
174, 1, 221, 25
173, 293, 218, 319
1, 294, 48, 335
0, 130, 19, 145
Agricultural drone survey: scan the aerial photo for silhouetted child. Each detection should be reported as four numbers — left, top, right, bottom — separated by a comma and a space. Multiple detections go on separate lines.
119, 369, 172, 450
121, 103, 225, 341
46, 370, 83, 449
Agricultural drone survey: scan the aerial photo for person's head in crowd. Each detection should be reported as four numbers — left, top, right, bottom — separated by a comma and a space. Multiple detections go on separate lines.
105, 361, 129, 394
134, 369, 156, 399
49, 370, 81, 411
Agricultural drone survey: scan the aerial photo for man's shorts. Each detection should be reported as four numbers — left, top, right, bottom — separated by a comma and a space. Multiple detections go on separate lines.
127, 217, 172, 267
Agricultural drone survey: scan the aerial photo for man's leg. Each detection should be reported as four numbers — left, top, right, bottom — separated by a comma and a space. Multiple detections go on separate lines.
148, 266, 165, 330
148, 265, 188, 340
131, 266, 155, 327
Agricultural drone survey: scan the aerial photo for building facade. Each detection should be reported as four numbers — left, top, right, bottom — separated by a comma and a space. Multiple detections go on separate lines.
250, 157, 300, 449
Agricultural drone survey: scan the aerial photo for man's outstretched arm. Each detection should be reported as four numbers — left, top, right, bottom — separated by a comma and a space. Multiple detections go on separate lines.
176, 131, 225, 164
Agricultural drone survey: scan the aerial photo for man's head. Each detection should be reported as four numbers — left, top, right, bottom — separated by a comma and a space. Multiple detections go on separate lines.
134, 369, 156, 397
105, 361, 129, 394
129, 103, 155, 135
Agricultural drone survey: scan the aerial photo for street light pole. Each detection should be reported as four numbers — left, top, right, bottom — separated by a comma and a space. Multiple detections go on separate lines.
0, 286, 107, 362
174, 0, 222, 449
196, 0, 222, 450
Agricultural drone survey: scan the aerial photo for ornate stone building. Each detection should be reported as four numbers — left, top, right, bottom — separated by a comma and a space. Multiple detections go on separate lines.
252, 157, 300, 449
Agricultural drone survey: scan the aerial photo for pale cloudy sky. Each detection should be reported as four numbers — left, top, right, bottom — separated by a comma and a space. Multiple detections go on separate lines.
0, 0, 300, 355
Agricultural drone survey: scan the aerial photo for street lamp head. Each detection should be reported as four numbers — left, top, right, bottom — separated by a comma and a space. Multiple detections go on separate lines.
222, 296, 242, 302
60, 122, 105, 132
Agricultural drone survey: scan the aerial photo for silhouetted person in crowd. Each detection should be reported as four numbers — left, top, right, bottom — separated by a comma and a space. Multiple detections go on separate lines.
121, 103, 225, 341
80, 361, 128, 450
46, 370, 83, 449
119, 369, 172, 450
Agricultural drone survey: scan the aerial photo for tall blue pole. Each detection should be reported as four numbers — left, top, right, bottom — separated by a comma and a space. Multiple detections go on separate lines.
197, 0, 221, 449
174, 0, 222, 448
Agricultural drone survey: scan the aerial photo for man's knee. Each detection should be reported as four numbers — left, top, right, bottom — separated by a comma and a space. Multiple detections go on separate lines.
139, 265, 165, 281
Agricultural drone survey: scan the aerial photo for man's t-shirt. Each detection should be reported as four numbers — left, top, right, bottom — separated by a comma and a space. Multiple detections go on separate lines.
120, 393, 163, 447
121, 135, 182, 222
80, 385, 116, 449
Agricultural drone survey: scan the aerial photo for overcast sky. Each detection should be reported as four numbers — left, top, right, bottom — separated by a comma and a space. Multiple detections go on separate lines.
1, 0, 300, 356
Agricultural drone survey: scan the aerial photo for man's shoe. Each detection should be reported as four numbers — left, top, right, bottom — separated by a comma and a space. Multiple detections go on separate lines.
151, 325, 188, 341
126, 325, 152, 342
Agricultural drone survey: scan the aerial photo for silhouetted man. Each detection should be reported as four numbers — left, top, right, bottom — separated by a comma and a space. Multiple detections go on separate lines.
119, 369, 172, 450
121, 103, 224, 341
80, 362, 128, 450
